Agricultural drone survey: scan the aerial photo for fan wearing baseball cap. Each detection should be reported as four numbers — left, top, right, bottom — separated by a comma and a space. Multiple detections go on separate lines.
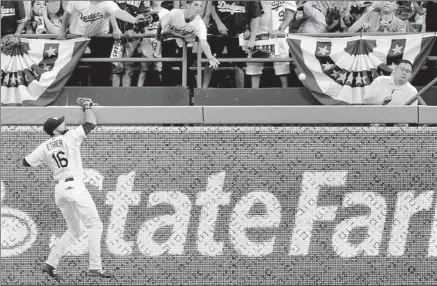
13, 98, 115, 282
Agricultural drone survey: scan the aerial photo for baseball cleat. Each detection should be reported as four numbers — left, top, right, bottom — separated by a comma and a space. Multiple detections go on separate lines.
42, 263, 61, 282
88, 269, 115, 278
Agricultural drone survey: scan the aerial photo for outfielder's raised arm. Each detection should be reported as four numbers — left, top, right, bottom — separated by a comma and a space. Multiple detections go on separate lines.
78, 98, 97, 135
14, 96, 97, 168
82, 110, 96, 135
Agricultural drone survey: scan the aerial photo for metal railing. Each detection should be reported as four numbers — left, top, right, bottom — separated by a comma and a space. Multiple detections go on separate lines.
405, 76, 437, 105
19, 32, 437, 91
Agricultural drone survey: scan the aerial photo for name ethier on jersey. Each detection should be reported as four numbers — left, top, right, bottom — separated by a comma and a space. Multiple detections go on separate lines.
46, 139, 63, 151
217, 1, 246, 14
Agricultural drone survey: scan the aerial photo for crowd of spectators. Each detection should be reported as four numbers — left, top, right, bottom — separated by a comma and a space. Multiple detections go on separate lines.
1, 1, 436, 100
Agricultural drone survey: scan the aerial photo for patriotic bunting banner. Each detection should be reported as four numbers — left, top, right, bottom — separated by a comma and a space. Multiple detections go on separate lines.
1, 36, 89, 106
286, 33, 436, 105
2, 34, 435, 106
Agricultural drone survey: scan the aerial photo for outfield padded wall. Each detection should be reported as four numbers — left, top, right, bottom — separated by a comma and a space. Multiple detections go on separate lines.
2, 106, 437, 125
22, 86, 437, 107
1, 126, 436, 286
193, 87, 437, 106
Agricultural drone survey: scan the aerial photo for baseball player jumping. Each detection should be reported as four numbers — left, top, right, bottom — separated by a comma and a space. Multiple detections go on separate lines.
14, 98, 113, 282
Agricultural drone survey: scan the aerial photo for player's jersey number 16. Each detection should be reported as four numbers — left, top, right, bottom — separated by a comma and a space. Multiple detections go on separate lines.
52, 151, 69, 168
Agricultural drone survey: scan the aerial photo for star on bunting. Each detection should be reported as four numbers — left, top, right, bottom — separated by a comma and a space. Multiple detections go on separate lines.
322, 63, 334, 71
331, 69, 340, 79
345, 73, 354, 84
32, 68, 41, 81
317, 45, 330, 56
391, 44, 403, 55
9, 74, 17, 86
45, 46, 57, 57
355, 74, 363, 85
42, 63, 51, 71
337, 72, 347, 84
3, 73, 10, 84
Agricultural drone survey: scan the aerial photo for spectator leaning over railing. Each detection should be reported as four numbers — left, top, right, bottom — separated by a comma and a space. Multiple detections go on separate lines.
246, 1, 296, 88
24, 1, 64, 35
155, 0, 220, 87
110, 1, 151, 87
203, 1, 263, 88
57, 1, 143, 86
1, 0, 28, 36
363, 60, 417, 105
349, 1, 406, 33
171, 2, 212, 51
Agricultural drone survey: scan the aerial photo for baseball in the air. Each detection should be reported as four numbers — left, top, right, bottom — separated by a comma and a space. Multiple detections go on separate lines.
298, 73, 306, 81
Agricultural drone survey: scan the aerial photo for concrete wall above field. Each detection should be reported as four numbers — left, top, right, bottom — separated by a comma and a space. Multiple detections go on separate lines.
47, 87, 437, 107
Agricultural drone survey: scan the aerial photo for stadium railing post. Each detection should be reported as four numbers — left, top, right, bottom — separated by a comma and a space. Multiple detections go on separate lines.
182, 41, 188, 88
197, 40, 202, 89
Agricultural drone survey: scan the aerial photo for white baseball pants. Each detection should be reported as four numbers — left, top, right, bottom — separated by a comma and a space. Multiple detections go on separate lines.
46, 179, 103, 271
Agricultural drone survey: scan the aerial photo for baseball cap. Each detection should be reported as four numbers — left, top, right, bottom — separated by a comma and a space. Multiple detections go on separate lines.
43, 116, 65, 136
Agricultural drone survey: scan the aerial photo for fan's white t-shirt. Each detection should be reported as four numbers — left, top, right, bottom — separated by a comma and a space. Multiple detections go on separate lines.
66, 1, 120, 36
160, 9, 207, 46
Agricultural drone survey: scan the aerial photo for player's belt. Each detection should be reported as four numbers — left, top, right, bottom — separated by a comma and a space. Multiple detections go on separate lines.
65, 178, 74, 182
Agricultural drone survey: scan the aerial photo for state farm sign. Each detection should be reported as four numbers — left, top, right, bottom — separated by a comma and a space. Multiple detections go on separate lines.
2, 170, 436, 258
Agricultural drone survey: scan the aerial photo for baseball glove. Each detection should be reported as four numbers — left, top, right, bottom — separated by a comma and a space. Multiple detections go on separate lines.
77, 97, 94, 109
